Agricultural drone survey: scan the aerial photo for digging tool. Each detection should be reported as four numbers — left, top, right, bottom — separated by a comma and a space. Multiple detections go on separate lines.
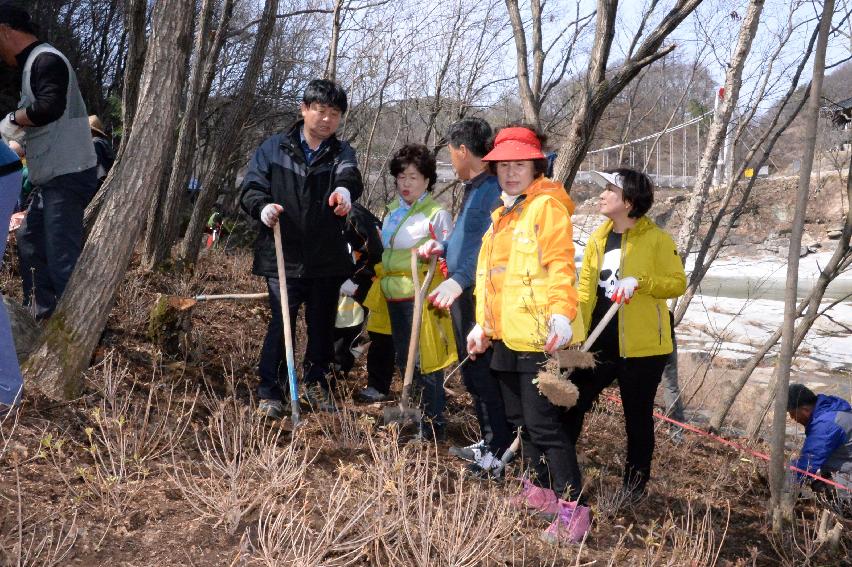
383, 250, 437, 426
539, 302, 622, 408
500, 429, 522, 467
273, 222, 301, 426
193, 292, 269, 302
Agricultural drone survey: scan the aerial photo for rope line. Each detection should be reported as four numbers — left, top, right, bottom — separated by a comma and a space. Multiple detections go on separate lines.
601, 394, 852, 493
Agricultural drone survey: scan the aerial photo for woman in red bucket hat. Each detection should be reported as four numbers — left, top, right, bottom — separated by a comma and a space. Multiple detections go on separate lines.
466, 124, 590, 544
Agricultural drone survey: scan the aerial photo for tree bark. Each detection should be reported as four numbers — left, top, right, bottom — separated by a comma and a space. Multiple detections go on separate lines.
177, 0, 281, 269
22, 0, 195, 401
323, 0, 345, 82
768, 0, 834, 531
120, 0, 149, 153
505, 0, 540, 126
550, 0, 702, 192
141, 0, 235, 271
3, 296, 38, 361
673, 0, 764, 267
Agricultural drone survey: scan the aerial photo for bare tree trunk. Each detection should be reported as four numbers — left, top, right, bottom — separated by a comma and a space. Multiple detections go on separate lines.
141, 0, 235, 271
177, 0, 281, 269
769, 0, 834, 531
323, 0, 345, 81
22, 0, 195, 401
505, 0, 541, 126
550, 0, 702, 191
120, 0, 148, 153
673, 0, 763, 266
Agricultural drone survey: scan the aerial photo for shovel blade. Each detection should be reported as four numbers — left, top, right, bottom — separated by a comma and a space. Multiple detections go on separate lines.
383, 405, 423, 425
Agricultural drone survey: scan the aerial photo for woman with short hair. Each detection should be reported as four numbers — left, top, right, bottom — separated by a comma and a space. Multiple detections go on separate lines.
565, 168, 687, 501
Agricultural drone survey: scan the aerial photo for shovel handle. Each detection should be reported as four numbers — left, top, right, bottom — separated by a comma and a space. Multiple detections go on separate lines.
501, 429, 522, 466
399, 250, 438, 411
274, 222, 300, 426
580, 301, 620, 353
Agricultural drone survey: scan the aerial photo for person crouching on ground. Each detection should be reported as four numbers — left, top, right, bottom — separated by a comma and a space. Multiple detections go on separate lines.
376, 143, 456, 441
787, 383, 852, 508
417, 117, 511, 477
466, 125, 590, 544
240, 79, 363, 418
564, 168, 686, 502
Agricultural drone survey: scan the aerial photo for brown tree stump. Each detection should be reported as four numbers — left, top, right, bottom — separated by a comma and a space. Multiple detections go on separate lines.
147, 294, 196, 358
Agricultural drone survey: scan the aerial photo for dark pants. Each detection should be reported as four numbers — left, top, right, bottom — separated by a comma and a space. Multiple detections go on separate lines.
495, 367, 583, 501
17, 168, 97, 320
387, 300, 445, 432
333, 321, 363, 374
565, 349, 668, 491
450, 287, 511, 455
366, 330, 396, 395
257, 275, 344, 401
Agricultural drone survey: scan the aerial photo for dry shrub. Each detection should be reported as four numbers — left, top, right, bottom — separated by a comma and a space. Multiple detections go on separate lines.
768, 511, 850, 566
248, 428, 527, 566
44, 353, 195, 514
168, 393, 312, 535
635, 502, 729, 567
111, 270, 154, 334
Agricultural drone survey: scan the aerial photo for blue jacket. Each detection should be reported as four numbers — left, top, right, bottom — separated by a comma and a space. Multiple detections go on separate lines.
443, 172, 501, 289
793, 394, 852, 485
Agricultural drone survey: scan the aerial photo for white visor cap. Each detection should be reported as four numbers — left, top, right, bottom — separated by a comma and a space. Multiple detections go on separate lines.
588, 171, 624, 190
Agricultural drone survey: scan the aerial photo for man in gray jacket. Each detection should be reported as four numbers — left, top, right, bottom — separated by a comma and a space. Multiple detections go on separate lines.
0, 4, 97, 320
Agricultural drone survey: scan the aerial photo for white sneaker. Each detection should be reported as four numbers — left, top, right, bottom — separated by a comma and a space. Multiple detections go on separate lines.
465, 451, 504, 479
449, 440, 486, 462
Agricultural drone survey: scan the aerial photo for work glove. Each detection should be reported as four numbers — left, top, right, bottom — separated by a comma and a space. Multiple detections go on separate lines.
466, 324, 491, 360
544, 314, 573, 353
417, 239, 444, 259
260, 203, 283, 227
427, 278, 462, 309
328, 187, 351, 216
611, 276, 639, 304
339, 279, 358, 297
0, 113, 24, 144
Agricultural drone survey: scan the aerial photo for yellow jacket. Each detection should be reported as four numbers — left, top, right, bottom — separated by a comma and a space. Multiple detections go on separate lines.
364, 263, 457, 373
578, 217, 686, 357
475, 177, 582, 352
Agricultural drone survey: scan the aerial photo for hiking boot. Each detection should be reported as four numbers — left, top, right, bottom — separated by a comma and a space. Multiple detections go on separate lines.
540, 500, 591, 545
449, 439, 487, 462
355, 386, 388, 403
465, 451, 504, 480
257, 399, 285, 420
301, 383, 338, 413
509, 478, 560, 517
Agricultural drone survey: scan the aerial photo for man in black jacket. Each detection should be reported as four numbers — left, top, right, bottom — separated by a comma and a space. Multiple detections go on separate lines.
240, 79, 363, 418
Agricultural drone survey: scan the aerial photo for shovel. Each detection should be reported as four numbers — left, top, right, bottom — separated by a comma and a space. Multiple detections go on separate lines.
273, 222, 301, 426
383, 249, 437, 425
538, 302, 621, 408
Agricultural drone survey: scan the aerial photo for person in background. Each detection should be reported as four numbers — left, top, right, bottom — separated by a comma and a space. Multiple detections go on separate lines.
467, 125, 589, 544
372, 143, 455, 440
240, 79, 363, 418
6, 140, 30, 211
0, 4, 98, 320
88, 115, 114, 189
788, 383, 852, 495
333, 202, 385, 380
565, 168, 686, 503
418, 117, 511, 478
0, 140, 23, 417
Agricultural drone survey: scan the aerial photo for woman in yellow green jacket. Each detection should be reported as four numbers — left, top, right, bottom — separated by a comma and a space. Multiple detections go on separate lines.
565, 168, 686, 501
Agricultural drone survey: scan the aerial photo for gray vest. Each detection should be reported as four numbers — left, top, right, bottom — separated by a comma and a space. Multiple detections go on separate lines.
18, 44, 96, 185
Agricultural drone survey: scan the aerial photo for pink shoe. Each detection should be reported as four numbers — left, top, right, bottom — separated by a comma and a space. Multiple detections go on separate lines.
540, 500, 591, 545
509, 478, 560, 517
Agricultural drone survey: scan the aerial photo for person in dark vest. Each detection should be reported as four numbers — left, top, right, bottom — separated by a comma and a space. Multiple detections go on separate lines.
0, 4, 98, 320
240, 79, 364, 418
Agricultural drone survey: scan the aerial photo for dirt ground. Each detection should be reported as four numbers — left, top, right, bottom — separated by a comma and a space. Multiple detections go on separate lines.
1, 246, 850, 566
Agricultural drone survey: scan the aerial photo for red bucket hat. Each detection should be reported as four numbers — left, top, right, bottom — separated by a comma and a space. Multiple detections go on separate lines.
482, 127, 546, 162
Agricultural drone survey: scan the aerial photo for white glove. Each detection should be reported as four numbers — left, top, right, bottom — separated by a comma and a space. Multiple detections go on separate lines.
328, 187, 351, 216
417, 239, 444, 259
466, 324, 491, 359
544, 314, 573, 353
0, 114, 25, 143
611, 276, 639, 304
427, 278, 463, 309
340, 279, 358, 297
260, 203, 283, 227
